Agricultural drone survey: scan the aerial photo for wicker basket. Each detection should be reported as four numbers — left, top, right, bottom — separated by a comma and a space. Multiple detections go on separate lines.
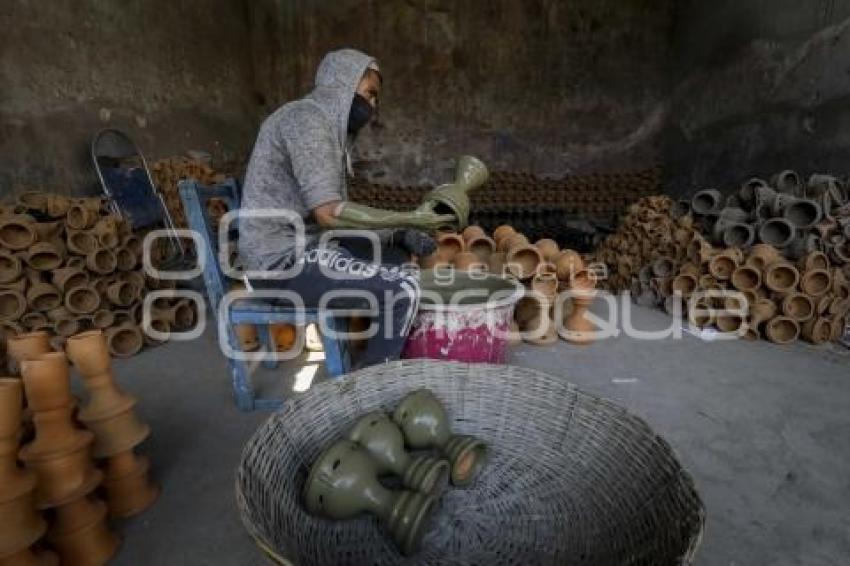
236, 361, 705, 565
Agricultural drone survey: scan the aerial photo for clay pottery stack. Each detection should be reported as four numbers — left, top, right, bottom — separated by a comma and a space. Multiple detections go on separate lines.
0, 215, 37, 251
555, 250, 584, 282
534, 239, 560, 262
418, 251, 450, 270
0, 378, 49, 564
436, 233, 464, 262
801, 318, 833, 345
800, 269, 832, 297
452, 252, 483, 272
466, 236, 496, 262
764, 262, 800, 294
506, 244, 542, 280
708, 249, 740, 281
26, 283, 61, 313
65, 331, 158, 518
52, 267, 89, 295
765, 316, 800, 344
65, 204, 98, 231
392, 389, 487, 488
25, 243, 63, 272
731, 265, 762, 292
47, 494, 119, 566
347, 411, 450, 496
0, 290, 27, 324
85, 250, 117, 276
64, 285, 101, 315
781, 293, 814, 322
66, 231, 97, 256
304, 439, 437, 556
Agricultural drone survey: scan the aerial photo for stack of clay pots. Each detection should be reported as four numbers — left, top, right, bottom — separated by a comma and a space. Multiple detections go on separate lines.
0, 329, 157, 564
304, 389, 486, 557
418, 224, 599, 347
0, 191, 195, 364
595, 192, 850, 346
151, 156, 228, 229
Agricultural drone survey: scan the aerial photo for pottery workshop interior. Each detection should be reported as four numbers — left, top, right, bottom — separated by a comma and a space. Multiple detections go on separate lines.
2, 1, 850, 564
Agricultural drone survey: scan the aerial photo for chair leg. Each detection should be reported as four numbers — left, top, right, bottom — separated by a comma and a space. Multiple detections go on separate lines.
256, 324, 279, 370
225, 323, 256, 411
320, 314, 348, 378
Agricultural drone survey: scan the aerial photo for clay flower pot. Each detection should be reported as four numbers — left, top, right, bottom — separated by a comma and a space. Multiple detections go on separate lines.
304, 439, 438, 556
392, 389, 487, 487
64, 285, 101, 315
731, 265, 762, 292
506, 245, 543, 280
0, 215, 37, 251
21, 312, 50, 332
798, 251, 829, 272
781, 293, 815, 322
16, 192, 48, 214
65, 331, 111, 376
721, 223, 756, 248
461, 225, 485, 243
53, 316, 81, 339
0, 480, 46, 559
26, 283, 61, 312
764, 262, 800, 294
765, 316, 800, 344
716, 314, 744, 333
562, 291, 596, 345
106, 282, 134, 308
101, 450, 159, 518
418, 251, 450, 270
534, 239, 560, 262
466, 236, 496, 261
0, 289, 27, 322
499, 233, 529, 254
436, 233, 465, 261
801, 318, 832, 345
6, 331, 52, 367
347, 411, 449, 496
66, 230, 98, 256
115, 246, 137, 271
555, 250, 584, 282
91, 218, 119, 250
492, 225, 516, 246
85, 249, 117, 275
800, 269, 832, 297
47, 498, 120, 565
120, 234, 143, 258
747, 244, 781, 270
708, 250, 739, 281
20, 353, 73, 412
104, 325, 144, 358
52, 267, 89, 294
488, 252, 507, 276
0, 251, 22, 284
531, 272, 559, 301
65, 204, 98, 231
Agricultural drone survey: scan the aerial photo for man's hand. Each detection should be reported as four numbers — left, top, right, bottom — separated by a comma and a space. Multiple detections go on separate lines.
394, 229, 437, 257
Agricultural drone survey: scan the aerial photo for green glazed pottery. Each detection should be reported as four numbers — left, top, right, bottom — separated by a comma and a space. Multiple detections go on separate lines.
421, 156, 489, 229
303, 439, 437, 556
348, 411, 450, 496
392, 389, 488, 487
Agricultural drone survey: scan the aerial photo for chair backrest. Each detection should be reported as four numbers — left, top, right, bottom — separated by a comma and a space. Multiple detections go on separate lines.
178, 178, 241, 310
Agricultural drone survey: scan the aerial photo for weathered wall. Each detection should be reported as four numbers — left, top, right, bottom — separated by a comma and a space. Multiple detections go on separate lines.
249, 0, 673, 185
0, 0, 260, 197
666, 0, 850, 197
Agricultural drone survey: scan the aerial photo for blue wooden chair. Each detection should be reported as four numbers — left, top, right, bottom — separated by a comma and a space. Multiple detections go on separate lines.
178, 179, 351, 411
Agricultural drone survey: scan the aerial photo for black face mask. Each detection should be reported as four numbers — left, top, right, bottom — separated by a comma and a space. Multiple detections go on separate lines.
348, 94, 374, 134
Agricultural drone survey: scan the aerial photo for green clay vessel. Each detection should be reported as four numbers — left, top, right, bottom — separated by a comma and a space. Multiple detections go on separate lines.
303, 439, 437, 556
348, 411, 449, 496
422, 155, 489, 229
392, 389, 488, 487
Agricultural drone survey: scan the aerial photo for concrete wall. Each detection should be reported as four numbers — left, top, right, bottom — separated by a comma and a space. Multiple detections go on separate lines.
666, 0, 850, 197
249, 0, 673, 185
0, 0, 260, 197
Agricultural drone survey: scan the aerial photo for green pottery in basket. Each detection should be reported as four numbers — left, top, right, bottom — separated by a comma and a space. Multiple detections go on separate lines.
348, 411, 450, 496
392, 389, 488, 487
303, 439, 438, 556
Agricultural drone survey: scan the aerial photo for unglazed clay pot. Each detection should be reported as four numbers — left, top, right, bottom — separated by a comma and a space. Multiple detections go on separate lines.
52, 268, 89, 295
90, 310, 114, 330
20, 353, 73, 412
499, 233, 529, 254
506, 245, 542, 280
0, 215, 37, 251
64, 285, 101, 315
0, 289, 27, 322
801, 318, 832, 345
562, 291, 596, 345
466, 236, 496, 261
782, 198, 823, 230
800, 269, 832, 297
492, 225, 516, 246
758, 218, 795, 249
731, 265, 762, 292
348, 411, 449, 496
65, 204, 98, 231
461, 225, 485, 242
781, 293, 815, 322
26, 283, 61, 312
534, 239, 560, 262
25, 243, 63, 272
91, 218, 119, 250
101, 450, 159, 518
554, 250, 584, 282
304, 439, 437, 556
531, 272, 558, 301
747, 244, 781, 270
21, 312, 50, 332
764, 262, 800, 294
65, 331, 110, 377
421, 155, 489, 228
452, 252, 480, 272
392, 389, 487, 487
772, 169, 802, 195
798, 251, 829, 272
691, 189, 722, 216
419, 251, 450, 270
85, 249, 117, 276
115, 247, 137, 272
106, 282, 134, 307
716, 314, 744, 333
66, 231, 97, 256
488, 252, 507, 276
722, 223, 756, 249
708, 250, 739, 281
7, 331, 52, 368
436, 233, 464, 261
0, 251, 22, 284
104, 325, 144, 359
47, 498, 120, 566
765, 316, 800, 344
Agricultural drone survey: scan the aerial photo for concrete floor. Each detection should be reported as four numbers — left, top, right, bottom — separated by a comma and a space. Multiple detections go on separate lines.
106, 305, 850, 566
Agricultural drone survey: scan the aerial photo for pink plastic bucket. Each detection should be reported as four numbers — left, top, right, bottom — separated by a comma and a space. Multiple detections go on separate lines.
402, 269, 524, 364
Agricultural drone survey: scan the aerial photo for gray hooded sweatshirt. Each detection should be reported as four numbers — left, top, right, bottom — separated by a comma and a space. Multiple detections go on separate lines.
239, 49, 377, 272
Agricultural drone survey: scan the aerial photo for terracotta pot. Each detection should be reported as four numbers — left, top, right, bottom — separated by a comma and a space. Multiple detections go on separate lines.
153, 299, 196, 331
765, 316, 800, 344
91, 218, 119, 250
26, 283, 61, 312
20, 352, 73, 412
0, 378, 23, 438
85, 249, 117, 275
80, 400, 150, 459
466, 236, 496, 261
764, 262, 800, 294
235, 325, 259, 351
688, 298, 716, 329
101, 451, 159, 518
418, 251, 450, 270
392, 389, 487, 488
304, 439, 437, 556
801, 318, 832, 345
53, 316, 81, 339
554, 250, 584, 282
0, 479, 46, 557
747, 244, 781, 270
144, 317, 170, 347
51, 494, 103, 537
46, 195, 72, 218
66, 230, 97, 256
499, 233, 529, 254
347, 411, 449, 496
7, 332, 51, 367
65, 205, 98, 231
65, 285, 101, 315
758, 218, 795, 249
798, 251, 829, 273
22, 404, 85, 458
112, 310, 132, 326
749, 299, 777, 330
114, 247, 137, 272
531, 272, 558, 300
21, 312, 50, 332
0, 289, 27, 322
105, 282, 134, 308
104, 325, 144, 358
534, 239, 560, 262
731, 265, 762, 292
492, 225, 516, 245
488, 252, 507, 275
562, 292, 595, 345
66, 256, 85, 270
461, 225, 485, 243
47, 499, 120, 566
65, 331, 110, 377
16, 192, 48, 214
52, 267, 89, 294
800, 269, 832, 297
781, 293, 814, 322
269, 324, 296, 352
0, 215, 37, 251
0, 251, 22, 284
707, 250, 739, 281
0, 277, 27, 292
506, 245, 542, 280
716, 314, 744, 333
436, 233, 464, 261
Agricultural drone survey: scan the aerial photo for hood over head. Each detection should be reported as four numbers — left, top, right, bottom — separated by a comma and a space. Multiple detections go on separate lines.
307, 48, 377, 149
